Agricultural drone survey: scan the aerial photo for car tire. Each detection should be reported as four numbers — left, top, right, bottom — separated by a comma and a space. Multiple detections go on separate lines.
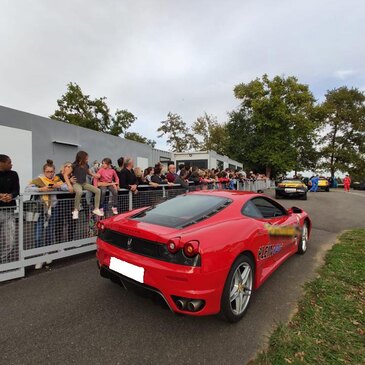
325, 187, 330, 192
301, 193, 307, 200
275, 192, 280, 199
220, 254, 254, 323
297, 222, 308, 255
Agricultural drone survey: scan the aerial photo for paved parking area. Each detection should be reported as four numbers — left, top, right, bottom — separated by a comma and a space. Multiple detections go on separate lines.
1, 189, 364, 365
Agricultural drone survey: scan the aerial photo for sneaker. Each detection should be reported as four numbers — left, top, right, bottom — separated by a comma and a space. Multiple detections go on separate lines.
35, 262, 43, 270
72, 210, 79, 220
112, 207, 118, 215
92, 208, 104, 217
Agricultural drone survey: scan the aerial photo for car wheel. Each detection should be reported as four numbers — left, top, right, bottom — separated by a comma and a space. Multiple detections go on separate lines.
297, 222, 308, 255
275, 192, 280, 199
325, 187, 330, 192
220, 254, 254, 323
301, 193, 307, 200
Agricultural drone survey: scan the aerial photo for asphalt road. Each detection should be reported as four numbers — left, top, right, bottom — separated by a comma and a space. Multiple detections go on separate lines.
1, 189, 365, 365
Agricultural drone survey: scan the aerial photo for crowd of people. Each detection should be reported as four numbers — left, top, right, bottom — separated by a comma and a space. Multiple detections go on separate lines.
0, 151, 269, 267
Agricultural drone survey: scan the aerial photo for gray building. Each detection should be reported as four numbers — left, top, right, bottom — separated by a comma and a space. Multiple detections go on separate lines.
0, 105, 173, 190
0, 105, 243, 191
174, 151, 242, 171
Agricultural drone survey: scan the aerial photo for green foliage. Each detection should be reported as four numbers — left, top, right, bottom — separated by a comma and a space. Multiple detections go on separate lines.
124, 132, 156, 148
157, 112, 197, 152
226, 74, 319, 177
251, 229, 365, 365
191, 113, 229, 155
319, 86, 365, 178
50, 82, 137, 136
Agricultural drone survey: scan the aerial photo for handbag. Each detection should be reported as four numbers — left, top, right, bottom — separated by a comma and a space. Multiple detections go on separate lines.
23, 198, 45, 222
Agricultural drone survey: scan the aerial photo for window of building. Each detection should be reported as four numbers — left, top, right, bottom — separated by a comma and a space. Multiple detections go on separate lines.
176, 159, 208, 169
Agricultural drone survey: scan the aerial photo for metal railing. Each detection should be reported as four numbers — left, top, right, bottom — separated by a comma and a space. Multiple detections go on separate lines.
0, 179, 272, 282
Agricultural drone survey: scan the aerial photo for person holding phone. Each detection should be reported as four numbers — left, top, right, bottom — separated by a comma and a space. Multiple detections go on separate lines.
55, 162, 77, 243
25, 159, 69, 268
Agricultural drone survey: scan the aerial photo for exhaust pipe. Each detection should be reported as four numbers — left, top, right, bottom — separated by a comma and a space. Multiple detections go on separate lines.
176, 299, 188, 310
187, 300, 204, 312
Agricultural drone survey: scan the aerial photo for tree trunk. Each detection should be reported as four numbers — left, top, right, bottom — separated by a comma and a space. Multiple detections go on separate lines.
265, 166, 271, 179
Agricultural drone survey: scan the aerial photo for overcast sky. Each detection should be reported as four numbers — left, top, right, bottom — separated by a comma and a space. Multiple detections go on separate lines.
1, 0, 364, 150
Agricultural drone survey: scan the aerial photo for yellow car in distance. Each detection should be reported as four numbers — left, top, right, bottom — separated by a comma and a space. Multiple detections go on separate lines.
307, 176, 330, 192
275, 179, 308, 200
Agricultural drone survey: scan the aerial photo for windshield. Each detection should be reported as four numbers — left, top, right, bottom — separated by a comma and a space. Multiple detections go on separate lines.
131, 194, 231, 228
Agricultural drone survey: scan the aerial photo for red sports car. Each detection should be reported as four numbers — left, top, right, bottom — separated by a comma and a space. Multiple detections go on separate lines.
96, 191, 311, 322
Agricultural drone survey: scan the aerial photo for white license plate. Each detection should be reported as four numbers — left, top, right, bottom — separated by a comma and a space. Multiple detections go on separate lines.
109, 257, 145, 283
285, 188, 297, 193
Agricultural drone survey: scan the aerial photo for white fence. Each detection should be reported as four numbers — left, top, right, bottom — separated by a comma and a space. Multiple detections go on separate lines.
0, 180, 272, 282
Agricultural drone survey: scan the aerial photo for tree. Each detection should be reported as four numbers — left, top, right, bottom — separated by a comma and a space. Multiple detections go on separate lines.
191, 113, 229, 155
124, 132, 156, 148
50, 82, 137, 136
226, 74, 319, 177
157, 112, 197, 152
318, 86, 365, 178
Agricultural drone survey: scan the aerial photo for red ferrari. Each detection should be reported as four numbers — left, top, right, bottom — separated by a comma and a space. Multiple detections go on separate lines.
96, 191, 311, 322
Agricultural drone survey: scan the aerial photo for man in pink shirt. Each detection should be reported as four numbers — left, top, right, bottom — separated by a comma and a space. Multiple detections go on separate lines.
94, 158, 120, 214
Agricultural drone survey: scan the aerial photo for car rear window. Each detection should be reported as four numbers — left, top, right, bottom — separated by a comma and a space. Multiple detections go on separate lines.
131, 194, 231, 228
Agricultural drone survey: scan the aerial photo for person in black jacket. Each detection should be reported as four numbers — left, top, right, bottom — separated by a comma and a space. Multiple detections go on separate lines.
119, 157, 138, 193
0, 154, 20, 263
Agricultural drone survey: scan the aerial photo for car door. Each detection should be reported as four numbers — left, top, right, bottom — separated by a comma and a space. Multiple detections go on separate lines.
241, 198, 281, 279
251, 197, 298, 254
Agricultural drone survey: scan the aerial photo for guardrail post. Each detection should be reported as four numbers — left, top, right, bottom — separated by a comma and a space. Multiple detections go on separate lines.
128, 190, 133, 211
18, 195, 24, 264
162, 186, 166, 198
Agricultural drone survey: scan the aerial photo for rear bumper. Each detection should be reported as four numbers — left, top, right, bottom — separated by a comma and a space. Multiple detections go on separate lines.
96, 239, 227, 316
276, 188, 306, 197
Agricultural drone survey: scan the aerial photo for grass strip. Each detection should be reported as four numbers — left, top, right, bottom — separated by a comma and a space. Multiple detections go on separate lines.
249, 229, 365, 365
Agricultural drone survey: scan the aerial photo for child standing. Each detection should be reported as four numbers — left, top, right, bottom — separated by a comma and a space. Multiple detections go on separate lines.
94, 158, 120, 215
72, 151, 103, 219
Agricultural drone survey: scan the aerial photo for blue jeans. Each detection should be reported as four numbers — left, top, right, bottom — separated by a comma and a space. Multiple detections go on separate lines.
309, 183, 318, 192
35, 207, 57, 248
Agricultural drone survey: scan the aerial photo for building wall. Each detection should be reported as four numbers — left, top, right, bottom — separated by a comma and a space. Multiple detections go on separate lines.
0, 124, 33, 191
0, 105, 172, 190
0, 106, 243, 192
174, 151, 242, 170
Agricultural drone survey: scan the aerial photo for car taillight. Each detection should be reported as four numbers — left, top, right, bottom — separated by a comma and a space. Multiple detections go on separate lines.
96, 221, 105, 232
278, 184, 285, 188
183, 240, 200, 258
167, 237, 181, 254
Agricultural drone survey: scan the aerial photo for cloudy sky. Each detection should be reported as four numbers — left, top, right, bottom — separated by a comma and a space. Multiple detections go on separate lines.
1, 0, 364, 150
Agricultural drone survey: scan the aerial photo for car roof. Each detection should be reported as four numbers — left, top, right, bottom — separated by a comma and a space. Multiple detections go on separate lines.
187, 189, 260, 202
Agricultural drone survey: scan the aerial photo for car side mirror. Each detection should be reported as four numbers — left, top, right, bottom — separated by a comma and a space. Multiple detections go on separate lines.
288, 206, 303, 214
